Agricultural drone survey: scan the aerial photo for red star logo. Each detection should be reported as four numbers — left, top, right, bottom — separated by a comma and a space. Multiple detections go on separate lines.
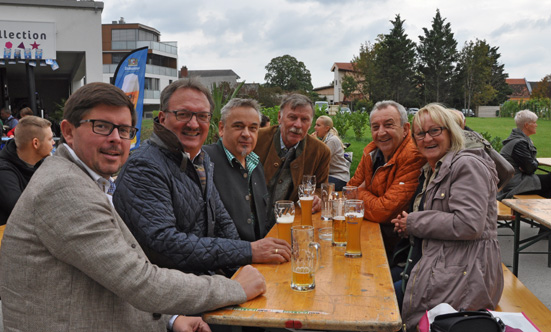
31, 41, 40, 49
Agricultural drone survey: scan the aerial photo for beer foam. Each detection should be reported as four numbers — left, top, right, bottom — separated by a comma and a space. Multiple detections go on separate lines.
300, 196, 314, 201
333, 216, 345, 221
345, 212, 364, 218
277, 215, 294, 224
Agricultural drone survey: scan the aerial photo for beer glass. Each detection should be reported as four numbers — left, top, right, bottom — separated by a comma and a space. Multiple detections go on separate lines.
331, 198, 347, 246
274, 200, 295, 244
342, 185, 358, 200
344, 200, 364, 258
319, 183, 335, 241
298, 183, 315, 226
320, 183, 335, 221
291, 225, 321, 291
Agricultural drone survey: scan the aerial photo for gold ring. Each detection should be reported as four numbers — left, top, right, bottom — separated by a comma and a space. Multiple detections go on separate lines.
275, 248, 279, 254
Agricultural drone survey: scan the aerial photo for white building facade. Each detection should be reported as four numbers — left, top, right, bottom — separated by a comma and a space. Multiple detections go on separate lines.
0, 0, 103, 117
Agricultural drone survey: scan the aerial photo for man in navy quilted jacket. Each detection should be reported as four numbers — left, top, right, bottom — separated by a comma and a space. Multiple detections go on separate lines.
113, 78, 290, 276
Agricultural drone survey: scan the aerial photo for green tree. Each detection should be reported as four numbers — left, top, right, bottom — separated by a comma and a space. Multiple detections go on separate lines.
417, 9, 458, 105
487, 45, 512, 105
376, 14, 417, 105
264, 55, 313, 92
341, 75, 358, 103
531, 74, 551, 99
352, 40, 382, 102
456, 39, 496, 112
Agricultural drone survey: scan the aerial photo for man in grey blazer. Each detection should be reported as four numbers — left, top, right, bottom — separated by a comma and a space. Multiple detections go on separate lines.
0, 82, 266, 332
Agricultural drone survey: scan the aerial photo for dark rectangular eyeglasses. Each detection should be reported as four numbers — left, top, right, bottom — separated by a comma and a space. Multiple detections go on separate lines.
414, 127, 446, 140
168, 110, 212, 123
80, 119, 138, 140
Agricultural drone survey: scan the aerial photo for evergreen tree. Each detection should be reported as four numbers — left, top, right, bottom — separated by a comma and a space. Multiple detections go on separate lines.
417, 9, 458, 105
487, 45, 512, 105
376, 14, 417, 105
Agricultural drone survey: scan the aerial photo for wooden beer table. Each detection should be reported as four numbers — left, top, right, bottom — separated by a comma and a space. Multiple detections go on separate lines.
501, 199, 551, 277
203, 210, 402, 331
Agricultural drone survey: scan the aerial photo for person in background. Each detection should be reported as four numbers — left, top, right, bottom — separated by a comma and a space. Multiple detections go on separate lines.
347, 100, 425, 258
0, 82, 267, 332
392, 103, 503, 331
254, 94, 330, 222
1, 107, 18, 134
6, 107, 34, 138
498, 109, 551, 199
114, 78, 290, 277
260, 114, 271, 128
312, 115, 350, 191
204, 98, 279, 243
0, 116, 54, 225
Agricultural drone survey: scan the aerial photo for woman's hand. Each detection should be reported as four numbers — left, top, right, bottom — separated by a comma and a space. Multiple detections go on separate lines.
392, 211, 409, 238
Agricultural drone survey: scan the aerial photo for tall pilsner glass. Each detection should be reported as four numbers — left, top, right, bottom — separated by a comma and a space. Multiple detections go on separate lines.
344, 199, 364, 258
298, 183, 315, 226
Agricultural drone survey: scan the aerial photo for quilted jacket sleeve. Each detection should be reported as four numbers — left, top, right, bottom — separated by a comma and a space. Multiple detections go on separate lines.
113, 153, 252, 274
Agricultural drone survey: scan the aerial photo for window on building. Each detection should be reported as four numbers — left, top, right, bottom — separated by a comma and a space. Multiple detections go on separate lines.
144, 78, 160, 91
112, 29, 138, 41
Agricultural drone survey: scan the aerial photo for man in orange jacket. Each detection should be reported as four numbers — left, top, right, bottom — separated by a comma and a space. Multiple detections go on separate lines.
348, 100, 426, 258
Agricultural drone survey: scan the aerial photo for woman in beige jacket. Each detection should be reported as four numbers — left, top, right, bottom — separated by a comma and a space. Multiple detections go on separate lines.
392, 104, 503, 331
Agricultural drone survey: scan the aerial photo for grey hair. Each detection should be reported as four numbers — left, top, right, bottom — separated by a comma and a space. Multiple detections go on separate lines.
160, 78, 214, 113
514, 109, 538, 129
370, 100, 408, 125
280, 94, 314, 116
220, 98, 262, 124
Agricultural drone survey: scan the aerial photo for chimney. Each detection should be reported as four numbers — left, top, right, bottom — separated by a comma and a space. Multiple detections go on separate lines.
181, 66, 188, 78
119, 17, 125, 24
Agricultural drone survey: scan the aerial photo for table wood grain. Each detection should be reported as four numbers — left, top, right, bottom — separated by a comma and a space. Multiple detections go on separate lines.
502, 199, 551, 229
203, 209, 402, 331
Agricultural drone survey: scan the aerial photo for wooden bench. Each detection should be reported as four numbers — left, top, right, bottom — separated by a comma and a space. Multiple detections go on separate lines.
496, 264, 551, 330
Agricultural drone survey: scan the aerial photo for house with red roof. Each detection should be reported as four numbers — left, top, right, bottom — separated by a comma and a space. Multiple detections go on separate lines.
506, 78, 532, 101
330, 62, 363, 104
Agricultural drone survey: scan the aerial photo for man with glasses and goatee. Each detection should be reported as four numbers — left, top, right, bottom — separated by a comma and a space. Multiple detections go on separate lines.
114, 78, 290, 278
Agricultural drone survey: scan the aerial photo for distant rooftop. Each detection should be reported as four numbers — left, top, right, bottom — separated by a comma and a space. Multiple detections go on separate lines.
188, 69, 240, 79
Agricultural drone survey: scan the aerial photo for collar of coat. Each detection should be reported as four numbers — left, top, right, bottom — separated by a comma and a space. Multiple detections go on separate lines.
150, 120, 192, 171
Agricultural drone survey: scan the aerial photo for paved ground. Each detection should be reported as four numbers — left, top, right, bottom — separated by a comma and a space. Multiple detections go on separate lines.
498, 220, 551, 309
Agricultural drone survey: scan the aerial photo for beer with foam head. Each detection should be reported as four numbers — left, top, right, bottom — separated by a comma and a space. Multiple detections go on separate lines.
332, 216, 347, 246
277, 214, 294, 244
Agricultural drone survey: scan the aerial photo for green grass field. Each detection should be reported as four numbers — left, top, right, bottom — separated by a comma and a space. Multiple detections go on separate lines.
139, 117, 551, 177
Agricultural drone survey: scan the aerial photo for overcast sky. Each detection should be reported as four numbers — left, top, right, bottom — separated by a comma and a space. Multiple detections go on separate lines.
102, 0, 551, 88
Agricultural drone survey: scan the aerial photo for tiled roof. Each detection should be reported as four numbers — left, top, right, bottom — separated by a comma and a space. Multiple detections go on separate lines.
506, 78, 530, 98
331, 62, 355, 72
506, 78, 526, 85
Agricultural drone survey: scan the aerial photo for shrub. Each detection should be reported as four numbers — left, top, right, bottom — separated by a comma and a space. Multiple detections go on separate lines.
331, 112, 350, 138
349, 111, 369, 140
